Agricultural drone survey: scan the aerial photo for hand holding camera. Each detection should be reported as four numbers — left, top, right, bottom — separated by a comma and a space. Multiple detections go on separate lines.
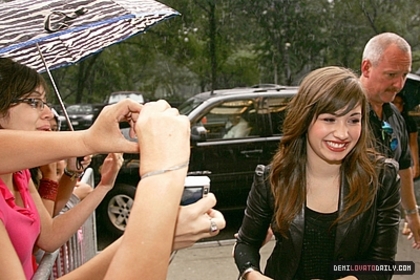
174, 192, 226, 250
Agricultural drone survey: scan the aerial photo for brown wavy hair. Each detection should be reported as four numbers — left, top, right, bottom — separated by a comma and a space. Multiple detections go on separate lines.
270, 66, 379, 237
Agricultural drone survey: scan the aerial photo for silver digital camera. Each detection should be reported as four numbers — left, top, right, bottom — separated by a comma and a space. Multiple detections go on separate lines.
181, 176, 210, 205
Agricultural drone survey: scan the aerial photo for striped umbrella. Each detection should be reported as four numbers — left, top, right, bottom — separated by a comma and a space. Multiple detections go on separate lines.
0, 0, 179, 131
0, 0, 179, 72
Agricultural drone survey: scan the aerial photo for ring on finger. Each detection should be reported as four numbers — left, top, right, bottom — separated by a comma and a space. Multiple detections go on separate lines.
209, 219, 218, 233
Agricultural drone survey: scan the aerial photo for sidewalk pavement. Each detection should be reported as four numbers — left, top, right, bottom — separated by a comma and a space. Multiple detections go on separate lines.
167, 221, 420, 280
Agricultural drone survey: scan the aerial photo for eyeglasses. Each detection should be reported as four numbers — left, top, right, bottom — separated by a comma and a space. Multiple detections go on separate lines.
381, 121, 398, 151
12, 98, 50, 111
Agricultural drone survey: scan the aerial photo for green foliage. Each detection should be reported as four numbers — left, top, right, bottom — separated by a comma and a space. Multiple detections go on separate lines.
46, 0, 420, 105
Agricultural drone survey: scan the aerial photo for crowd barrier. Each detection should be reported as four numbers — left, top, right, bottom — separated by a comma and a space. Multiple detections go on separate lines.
33, 167, 98, 280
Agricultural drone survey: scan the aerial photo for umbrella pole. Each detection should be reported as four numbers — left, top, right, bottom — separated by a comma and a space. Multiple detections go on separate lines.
36, 43, 74, 131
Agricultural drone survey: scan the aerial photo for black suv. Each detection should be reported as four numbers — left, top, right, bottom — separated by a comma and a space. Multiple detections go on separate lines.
94, 85, 298, 236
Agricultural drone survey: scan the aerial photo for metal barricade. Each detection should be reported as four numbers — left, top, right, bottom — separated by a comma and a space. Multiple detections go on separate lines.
33, 167, 98, 280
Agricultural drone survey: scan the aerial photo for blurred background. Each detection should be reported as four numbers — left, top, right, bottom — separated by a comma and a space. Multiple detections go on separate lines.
31, 0, 420, 107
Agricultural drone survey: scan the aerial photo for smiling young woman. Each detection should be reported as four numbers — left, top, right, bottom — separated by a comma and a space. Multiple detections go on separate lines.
233, 66, 400, 280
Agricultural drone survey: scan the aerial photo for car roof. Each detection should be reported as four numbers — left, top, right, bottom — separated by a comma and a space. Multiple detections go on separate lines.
65, 103, 104, 113
67, 103, 104, 107
183, 85, 298, 121
110, 91, 144, 95
107, 91, 145, 104
191, 85, 297, 101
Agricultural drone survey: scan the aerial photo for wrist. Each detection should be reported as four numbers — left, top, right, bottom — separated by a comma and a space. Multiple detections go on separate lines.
38, 178, 59, 201
42, 174, 58, 181
404, 205, 419, 216
140, 161, 189, 179
64, 168, 84, 181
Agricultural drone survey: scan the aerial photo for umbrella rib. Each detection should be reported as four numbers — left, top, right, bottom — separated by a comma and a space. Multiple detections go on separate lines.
36, 43, 74, 132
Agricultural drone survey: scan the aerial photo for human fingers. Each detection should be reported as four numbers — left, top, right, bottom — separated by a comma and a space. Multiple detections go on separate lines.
80, 154, 93, 168
173, 210, 224, 250
184, 192, 217, 213
179, 194, 223, 238
85, 100, 142, 154
402, 222, 411, 235
411, 225, 420, 247
173, 194, 220, 248
102, 153, 124, 172
410, 232, 420, 249
175, 193, 217, 235
207, 208, 226, 233
408, 224, 420, 249
404, 215, 420, 247
114, 99, 143, 122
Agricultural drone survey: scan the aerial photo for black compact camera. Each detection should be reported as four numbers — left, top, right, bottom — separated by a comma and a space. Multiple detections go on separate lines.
180, 176, 210, 205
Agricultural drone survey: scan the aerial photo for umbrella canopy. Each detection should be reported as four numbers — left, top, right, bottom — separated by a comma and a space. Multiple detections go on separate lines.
0, 0, 178, 133
0, 0, 179, 73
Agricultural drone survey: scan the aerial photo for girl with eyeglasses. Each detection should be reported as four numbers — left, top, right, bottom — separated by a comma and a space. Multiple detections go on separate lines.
0, 57, 225, 279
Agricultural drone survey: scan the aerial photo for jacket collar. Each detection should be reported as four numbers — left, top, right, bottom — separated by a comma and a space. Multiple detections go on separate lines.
288, 174, 356, 258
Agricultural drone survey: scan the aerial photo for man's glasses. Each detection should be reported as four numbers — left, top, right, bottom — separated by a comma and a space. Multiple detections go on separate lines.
12, 98, 50, 111
381, 121, 398, 151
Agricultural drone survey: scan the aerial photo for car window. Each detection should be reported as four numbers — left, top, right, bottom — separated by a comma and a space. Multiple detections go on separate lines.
195, 99, 255, 140
261, 96, 291, 135
179, 97, 204, 115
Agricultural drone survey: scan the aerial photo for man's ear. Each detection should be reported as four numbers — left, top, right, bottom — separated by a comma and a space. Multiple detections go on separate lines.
361, 59, 371, 78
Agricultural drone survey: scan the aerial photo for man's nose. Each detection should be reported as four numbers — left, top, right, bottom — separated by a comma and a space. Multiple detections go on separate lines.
393, 76, 406, 91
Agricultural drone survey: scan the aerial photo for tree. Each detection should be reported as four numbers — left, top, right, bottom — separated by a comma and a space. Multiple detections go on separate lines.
43, 0, 420, 105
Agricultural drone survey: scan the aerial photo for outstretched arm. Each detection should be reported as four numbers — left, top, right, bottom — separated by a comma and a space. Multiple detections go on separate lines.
33, 153, 124, 252
0, 100, 141, 174
104, 101, 190, 279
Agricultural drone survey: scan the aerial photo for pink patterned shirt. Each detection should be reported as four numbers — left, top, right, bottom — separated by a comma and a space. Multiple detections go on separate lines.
0, 170, 41, 279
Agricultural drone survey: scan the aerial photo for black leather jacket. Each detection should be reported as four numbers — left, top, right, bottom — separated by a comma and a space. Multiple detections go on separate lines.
234, 159, 400, 280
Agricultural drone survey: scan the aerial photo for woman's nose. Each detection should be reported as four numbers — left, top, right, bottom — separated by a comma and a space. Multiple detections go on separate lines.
42, 104, 54, 119
333, 123, 348, 139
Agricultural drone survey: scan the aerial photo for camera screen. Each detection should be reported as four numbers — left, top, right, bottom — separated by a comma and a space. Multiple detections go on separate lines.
180, 186, 204, 206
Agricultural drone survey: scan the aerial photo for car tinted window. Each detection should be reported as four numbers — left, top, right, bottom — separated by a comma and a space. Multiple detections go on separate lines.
195, 99, 255, 140
179, 98, 203, 115
261, 96, 292, 135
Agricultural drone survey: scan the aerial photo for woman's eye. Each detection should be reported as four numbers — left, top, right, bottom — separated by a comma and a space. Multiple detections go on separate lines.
349, 118, 361, 124
323, 118, 335, 123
